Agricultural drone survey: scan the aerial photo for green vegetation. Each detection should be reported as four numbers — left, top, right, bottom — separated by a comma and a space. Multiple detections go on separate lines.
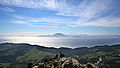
16, 47, 55, 62
0, 43, 120, 68
0, 63, 11, 68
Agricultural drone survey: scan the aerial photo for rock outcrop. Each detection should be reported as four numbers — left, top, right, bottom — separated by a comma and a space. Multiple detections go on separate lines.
60, 57, 82, 68
27, 53, 106, 68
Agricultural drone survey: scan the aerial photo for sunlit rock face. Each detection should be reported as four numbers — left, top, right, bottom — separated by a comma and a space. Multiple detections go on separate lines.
28, 53, 105, 68
60, 57, 82, 68
31, 57, 83, 68
54, 53, 82, 68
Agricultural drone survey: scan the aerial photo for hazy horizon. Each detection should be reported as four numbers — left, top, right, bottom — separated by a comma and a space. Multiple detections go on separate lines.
0, 0, 120, 48
1, 32, 120, 37
0, 0, 120, 37
0, 36, 120, 48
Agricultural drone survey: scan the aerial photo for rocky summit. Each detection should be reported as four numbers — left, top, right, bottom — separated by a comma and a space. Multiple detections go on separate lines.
27, 53, 107, 68
58, 57, 82, 68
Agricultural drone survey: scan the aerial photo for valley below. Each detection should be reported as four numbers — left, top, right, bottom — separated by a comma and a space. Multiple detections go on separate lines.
0, 43, 120, 68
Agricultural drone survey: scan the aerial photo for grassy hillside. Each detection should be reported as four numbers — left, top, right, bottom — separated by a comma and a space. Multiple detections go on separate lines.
0, 43, 56, 68
0, 43, 120, 68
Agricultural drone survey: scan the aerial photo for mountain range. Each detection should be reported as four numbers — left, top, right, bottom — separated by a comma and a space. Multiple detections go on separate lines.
38, 33, 120, 38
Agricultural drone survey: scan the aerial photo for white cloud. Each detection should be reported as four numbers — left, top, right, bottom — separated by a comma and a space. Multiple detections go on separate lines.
0, 0, 117, 18
1, 0, 120, 27
28, 18, 74, 24
13, 15, 72, 24
84, 17, 120, 27
0, 32, 47, 37
12, 15, 75, 27
12, 14, 120, 27
12, 20, 28, 24
0, 7, 15, 12
29, 24, 57, 27
13, 15, 25, 19
68, 16, 120, 27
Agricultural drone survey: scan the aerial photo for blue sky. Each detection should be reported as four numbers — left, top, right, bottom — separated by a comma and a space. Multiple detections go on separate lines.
0, 0, 120, 36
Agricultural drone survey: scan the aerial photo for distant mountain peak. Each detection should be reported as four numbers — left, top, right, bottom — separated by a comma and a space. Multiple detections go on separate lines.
38, 33, 67, 37
53, 33, 65, 36
52, 33, 67, 37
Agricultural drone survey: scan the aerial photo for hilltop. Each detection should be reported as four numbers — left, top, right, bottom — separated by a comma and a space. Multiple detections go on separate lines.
28, 53, 106, 68
0, 43, 120, 68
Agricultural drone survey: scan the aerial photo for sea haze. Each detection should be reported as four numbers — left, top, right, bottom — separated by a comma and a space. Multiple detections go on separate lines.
0, 35, 120, 48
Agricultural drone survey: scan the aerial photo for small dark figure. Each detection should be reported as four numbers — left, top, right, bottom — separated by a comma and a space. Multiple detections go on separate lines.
54, 52, 65, 59
54, 54, 59, 59
60, 52, 65, 58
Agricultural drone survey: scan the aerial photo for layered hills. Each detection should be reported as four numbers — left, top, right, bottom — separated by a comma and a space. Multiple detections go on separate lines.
0, 43, 120, 68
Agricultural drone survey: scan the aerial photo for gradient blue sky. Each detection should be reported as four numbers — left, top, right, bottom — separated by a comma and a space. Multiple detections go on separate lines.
0, 0, 120, 36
